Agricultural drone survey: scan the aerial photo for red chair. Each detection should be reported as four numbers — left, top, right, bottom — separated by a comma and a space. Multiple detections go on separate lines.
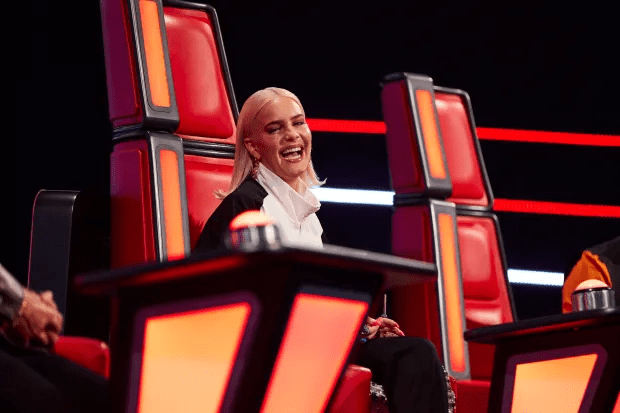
27, 190, 110, 377
383, 73, 517, 413
101, 0, 373, 410
436, 86, 516, 381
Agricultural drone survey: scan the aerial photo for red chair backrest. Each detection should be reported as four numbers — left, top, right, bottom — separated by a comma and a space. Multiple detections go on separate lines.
102, 0, 236, 267
383, 73, 516, 380
164, 4, 237, 143
435, 88, 493, 209
165, 2, 237, 248
382, 73, 452, 198
456, 213, 515, 379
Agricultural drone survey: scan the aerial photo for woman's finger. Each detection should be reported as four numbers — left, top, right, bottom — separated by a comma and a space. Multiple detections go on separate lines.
40, 291, 59, 310
47, 331, 60, 345
37, 331, 50, 346
379, 317, 400, 328
380, 326, 405, 337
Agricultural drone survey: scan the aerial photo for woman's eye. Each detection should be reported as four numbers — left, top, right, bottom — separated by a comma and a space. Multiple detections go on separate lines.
267, 127, 280, 134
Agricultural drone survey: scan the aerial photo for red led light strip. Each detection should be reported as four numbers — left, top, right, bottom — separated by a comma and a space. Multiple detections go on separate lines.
493, 199, 620, 218
306, 118, 620, 147
307, 118, 620, 218
307, 118, 386, 134
477, 127, 620, 147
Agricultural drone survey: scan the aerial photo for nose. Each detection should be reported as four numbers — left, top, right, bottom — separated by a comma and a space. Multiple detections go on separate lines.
283, 124, 300, 141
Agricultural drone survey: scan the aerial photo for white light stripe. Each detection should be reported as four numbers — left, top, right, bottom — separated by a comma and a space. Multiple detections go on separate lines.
314, 187, 565, 287
313, 187, 394, 205
507, 269, 564, 286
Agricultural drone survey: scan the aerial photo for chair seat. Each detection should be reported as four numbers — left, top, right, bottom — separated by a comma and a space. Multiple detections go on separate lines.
453, 378, 490, 413
328, 364, 372, 413
53, 336, 110, 378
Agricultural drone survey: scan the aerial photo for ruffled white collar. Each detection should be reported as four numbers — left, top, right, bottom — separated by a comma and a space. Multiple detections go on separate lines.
256, 164, 321, 224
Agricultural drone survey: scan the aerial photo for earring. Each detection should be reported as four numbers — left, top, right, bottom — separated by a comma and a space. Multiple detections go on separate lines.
251, 157, 260, 179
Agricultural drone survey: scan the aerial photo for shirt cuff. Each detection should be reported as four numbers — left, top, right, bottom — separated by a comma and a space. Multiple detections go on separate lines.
0, 264, 25, 322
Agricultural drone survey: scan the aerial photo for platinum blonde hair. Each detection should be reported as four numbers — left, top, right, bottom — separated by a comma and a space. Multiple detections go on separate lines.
215, 87, 323, 199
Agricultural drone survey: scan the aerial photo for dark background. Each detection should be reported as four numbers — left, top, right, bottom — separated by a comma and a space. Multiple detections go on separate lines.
5, 1, 620, 322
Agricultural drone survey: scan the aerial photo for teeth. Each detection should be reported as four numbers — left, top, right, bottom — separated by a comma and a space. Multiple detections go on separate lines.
281, 147, 302, 155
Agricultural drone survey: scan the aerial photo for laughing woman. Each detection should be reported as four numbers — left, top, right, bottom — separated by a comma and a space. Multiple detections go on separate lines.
194, 87, 449, 413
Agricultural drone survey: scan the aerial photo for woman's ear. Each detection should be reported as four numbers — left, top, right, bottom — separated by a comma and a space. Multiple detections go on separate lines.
245, 139, 260, 160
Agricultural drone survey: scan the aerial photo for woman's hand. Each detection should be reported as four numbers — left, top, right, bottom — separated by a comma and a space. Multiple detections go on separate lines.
376, 317, 405, 338
365, 316, 405, 340
8, 289, 64, 347
365, 317, 382, 340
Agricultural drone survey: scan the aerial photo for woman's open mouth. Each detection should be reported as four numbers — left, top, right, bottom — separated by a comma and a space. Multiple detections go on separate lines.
280, 146, 304, 161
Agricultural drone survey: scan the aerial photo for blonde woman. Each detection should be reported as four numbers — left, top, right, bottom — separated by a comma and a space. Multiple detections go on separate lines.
195, 88, 449, 413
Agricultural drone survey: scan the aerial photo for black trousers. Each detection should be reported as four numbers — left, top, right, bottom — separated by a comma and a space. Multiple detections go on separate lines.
0, 338, 109, 413
355, 336, 449, 413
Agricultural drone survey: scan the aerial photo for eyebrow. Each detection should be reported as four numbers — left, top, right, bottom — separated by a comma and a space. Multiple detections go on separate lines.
264, 113, 305, 128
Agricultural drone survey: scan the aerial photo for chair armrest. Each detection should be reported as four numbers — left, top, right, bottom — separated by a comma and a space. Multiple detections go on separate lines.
53, 336, 110, 378
329, 364, 372, 413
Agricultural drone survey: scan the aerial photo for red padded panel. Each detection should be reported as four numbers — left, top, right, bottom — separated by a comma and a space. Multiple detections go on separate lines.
392, 205, 434, 263
458, 219, 500, 302
453, 379, 490, 413
101, 0, 143, 128
391, 206, 443, 358
54, 336, 111, 378
457, 215, 513, 325
435, 92, 489, 207
111, 140, 157, 268
391, 282, 443, 364
164, 7, 236, 143
457, 215, 512, 380
382, 81, 425, 194
466, 318, 496, 380
184, 155, 233, 249
328, 365, 371, 413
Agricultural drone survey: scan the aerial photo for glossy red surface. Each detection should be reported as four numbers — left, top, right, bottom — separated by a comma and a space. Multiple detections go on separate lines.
53, 336, 111, 378
328, 365, 372, 413
382, 81, 424, 194
110, 140, 157, 268
391, 205, 443, 356
164, 7, 236, 142
453, 379, 491, 413
457, 214, 514, 379
101, 0, 143, 128
435, 92, 489, 208
184, 155, 233, 248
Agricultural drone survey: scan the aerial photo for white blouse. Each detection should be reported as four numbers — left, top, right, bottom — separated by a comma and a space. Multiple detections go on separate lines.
256, 164, 324, 249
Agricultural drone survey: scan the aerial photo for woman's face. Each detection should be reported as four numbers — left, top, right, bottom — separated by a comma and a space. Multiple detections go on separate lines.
245, 97, 312, 190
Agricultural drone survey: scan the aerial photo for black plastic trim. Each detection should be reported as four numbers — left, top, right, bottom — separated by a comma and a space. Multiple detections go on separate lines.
28, 190, 79, 318
428, 199, 471, 380
163, 0, 239, 121
381, 72, 453, 198
393, 193, 432, 207
146, 132, 191, 260
127, 0, 180, 131
183, 139, 235, 159
464, 307, 620, 344
112, 125, 147, 141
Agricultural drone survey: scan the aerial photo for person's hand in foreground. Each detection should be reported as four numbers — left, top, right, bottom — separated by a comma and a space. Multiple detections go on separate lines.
366, 316, 405, 340
7, 289, 64, 348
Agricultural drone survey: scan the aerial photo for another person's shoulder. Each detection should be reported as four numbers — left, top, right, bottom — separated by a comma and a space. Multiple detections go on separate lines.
561, 235, 620, 313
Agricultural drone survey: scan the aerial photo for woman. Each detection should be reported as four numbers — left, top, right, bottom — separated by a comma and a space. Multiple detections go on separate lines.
195, 87, 449, 413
